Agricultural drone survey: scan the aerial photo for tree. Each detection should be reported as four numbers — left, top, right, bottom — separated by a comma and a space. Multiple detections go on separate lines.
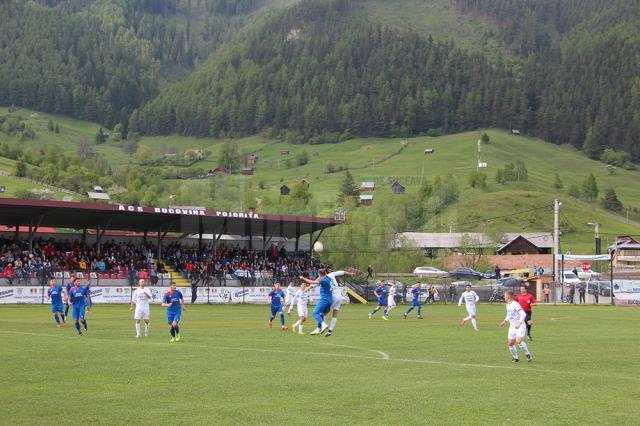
123, 138, 139, 156
135, 144, 152, 164
47, 119, 54, 131
76, 138, 94, 160
54, 123, 60, 134
581, 173, 599, 201
291, 182, 312, 205
339, 171, 359, 198
553, 173, 563, 189
601, 188, 623, 212
296, 150, 309, 166
468, 170, 487, 189
481, 132, 490, 144
218, 140, 241, 172
568, 183, 581, 198
111, 123, 123, 142
14, 157, 27, 177
514, 160, 528, 181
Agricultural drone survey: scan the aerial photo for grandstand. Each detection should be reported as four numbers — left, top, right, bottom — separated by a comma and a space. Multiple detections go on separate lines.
0, 198, 343, 287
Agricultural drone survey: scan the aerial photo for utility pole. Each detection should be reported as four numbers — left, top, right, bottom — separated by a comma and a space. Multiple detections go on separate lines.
554, 199, 561, 282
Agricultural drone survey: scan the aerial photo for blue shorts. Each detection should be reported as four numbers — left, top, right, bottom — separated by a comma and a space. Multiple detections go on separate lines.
313, 298, 332, 316
411, 300, 421, 307
51, 303, 64, 313
377, 299, 388, 307
167, 311, 182, 324
270, 305, 283, 316
72, 305, 86, 320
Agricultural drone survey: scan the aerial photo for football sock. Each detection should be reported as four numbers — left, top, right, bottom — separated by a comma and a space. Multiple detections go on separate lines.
519, 342, 531, 356
293, 320, 300, 328
75, 321, 81, 334
175, 325, 179, 334
463, 316, 471, 322
417, 305, 422, 316
279, 313, 285, 326
405, 307, 413, 314
135, 323, 140, 336
509, 346, 518, 358
298, 324, 303, 333
54, 314, 60, 325
369, 309, 377, 316
526, 324, 532, 335
269, 315, 275, 322
65, 305, 70, 317
313, 310, 324, 327
170, 327, 176, 337
471, 319, 478, 329
383, 309, 388, 317
81, 319, 87, 330
145, 323, 149, 335
329, 317, 337, 331
387, 306, 395, 314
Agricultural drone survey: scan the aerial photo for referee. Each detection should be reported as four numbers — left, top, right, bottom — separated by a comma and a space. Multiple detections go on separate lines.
514, 284, 536, 341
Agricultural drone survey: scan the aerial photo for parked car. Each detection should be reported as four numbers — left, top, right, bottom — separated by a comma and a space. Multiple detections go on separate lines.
586, 278, 612, 296
483, 269, 498, 279
562, 271, 582, 286
449, 267, 483, 281
577, 269, 601, 279
488, 278, 524, 303
413, 266, 449, 278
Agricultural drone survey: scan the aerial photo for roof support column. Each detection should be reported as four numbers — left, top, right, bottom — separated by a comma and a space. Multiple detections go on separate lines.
198, 216, 203, 250
157, 230, 162, 268
295, 221, 300, 252
246, 218, 252, 251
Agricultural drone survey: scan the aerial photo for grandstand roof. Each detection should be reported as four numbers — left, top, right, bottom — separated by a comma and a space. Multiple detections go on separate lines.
0, 198, 342, 239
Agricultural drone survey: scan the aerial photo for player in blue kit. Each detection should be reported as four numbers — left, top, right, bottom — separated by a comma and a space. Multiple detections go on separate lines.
46, 279, 67, 327
368, 282, 388, 319
162, 282, 185, 343
268, 282, 288, 330
83, 279, 93, 315
69, 279, 89, 336
404, 283, 424, 319
299, 269, 332, 335
64, 276, 76, 318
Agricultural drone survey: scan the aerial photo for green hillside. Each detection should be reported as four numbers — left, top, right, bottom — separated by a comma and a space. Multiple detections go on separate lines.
1, 106, 638, 260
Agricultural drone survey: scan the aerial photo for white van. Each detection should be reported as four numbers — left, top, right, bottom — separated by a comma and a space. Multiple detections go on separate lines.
562, 271, 582, 285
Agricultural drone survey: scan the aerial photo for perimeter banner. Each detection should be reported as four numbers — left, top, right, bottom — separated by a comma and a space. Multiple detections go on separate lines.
0, 286, 350, 305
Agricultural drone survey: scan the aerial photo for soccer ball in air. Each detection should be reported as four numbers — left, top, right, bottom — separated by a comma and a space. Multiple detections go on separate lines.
313, 241, 324, 253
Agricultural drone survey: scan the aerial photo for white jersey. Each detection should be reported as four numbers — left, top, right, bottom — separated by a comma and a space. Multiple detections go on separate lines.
286, 286, 296, 304
328, 271, 345, 298
291, 289, 309, 306
458, 291, 479, 307
505, 301, 526, 326
387, 286, 397, 307
132, 288, 152, 309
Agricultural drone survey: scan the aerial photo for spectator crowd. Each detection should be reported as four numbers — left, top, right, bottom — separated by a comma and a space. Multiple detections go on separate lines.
0, 237, 325, 286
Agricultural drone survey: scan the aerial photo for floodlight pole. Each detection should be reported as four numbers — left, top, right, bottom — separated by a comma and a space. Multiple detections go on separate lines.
553, 199, 561, 283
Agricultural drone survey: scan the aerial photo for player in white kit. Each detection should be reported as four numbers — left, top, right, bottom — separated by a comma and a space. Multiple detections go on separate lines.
285, 282, 297, 315
499, 290, 532, 363
325, 269, 355, 336
383, 283, 397, 320
129, 279, 153, 338
458, 283, 479, 331
290, 283, 310, 335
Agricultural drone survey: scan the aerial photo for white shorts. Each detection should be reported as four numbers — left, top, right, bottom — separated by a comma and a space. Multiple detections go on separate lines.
466, 305, 477, 317
134, 308, 150, 320
387, 297, 396, 308
508, 325, 526, 340
330, 295, 343, 311
297, 303, 308, 318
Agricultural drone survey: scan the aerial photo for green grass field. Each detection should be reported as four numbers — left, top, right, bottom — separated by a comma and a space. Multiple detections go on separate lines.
2, 303, 639, 425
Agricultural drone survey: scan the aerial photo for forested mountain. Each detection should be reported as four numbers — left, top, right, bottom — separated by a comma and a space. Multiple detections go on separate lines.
0, 0, 281, 131
1, 0, 639, 161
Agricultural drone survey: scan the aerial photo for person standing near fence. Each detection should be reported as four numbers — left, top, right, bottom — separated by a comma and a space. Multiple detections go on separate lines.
514, 285, 535, 341
427, 285, 436, 304
449, 282, 457, 304
593, 286, 599, 305
543, 284, 550, 303
578, 284, 586, 304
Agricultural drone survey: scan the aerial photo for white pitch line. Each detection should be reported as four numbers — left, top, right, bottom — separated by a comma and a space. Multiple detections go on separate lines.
2, 330, 638, 382
321, 342, 390, 360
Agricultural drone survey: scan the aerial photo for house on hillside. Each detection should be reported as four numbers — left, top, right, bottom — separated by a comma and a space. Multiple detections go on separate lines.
247, 154, 258, 165
424, 148, 434, 154
185, 149, 205, 159
241, 167, 254, 176
497, 235, 550, 255
280, 185, 290, 196
360, 194, 373, 206
511, 129, 521, 135
209, 166, 230, 175
609, 235, 640, 268
300, 179, 310, 188
361, 182, 375, 192
394, 232, 553, 258
391, 181, 405, 194
280, 150, 290, 156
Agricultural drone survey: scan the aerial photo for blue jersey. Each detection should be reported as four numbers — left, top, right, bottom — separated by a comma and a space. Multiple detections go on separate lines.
163, 290, 183, 313
69, 287, 86, 306
269, 289, 285, 307
83, 285, 93, 305
411, 287, 421, 303
48, 285, 64, 304
318, 277, 333, 302
375, 285, 388, 302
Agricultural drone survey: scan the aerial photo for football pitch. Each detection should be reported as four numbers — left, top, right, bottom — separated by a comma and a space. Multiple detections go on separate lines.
1, 303, 638, 425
